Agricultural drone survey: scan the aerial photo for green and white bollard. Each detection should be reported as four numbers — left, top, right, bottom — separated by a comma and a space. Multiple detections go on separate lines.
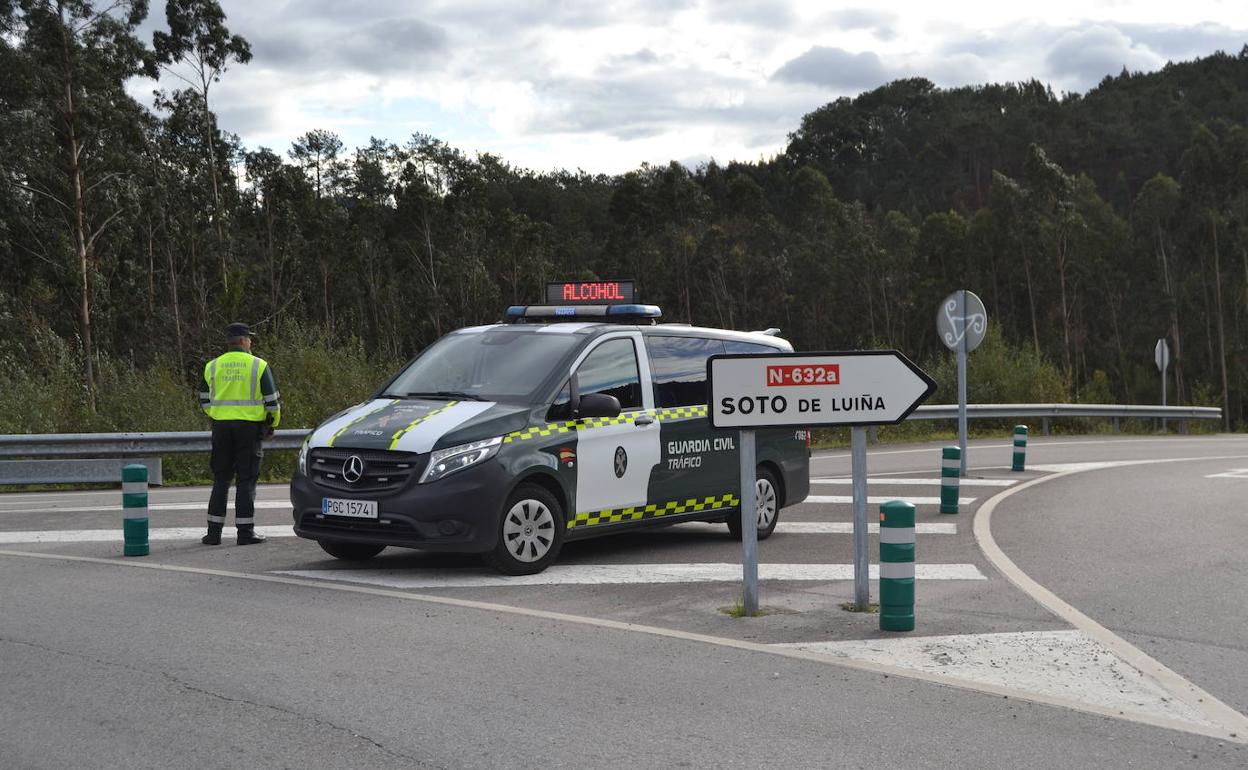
1012, 425, 1028, 472
122, 464, 150, 557
879, 500, 915, 632
940, 446, 960, 514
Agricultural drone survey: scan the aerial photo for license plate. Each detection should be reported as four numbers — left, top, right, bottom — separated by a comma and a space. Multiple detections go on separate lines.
322, 498, 378, 519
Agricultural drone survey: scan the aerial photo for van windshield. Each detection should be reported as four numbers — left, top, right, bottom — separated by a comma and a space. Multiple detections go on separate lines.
382, 329, 580, 403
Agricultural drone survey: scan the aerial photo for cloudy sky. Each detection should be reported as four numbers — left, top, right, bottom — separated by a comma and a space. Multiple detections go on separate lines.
138, 0, 1248, 175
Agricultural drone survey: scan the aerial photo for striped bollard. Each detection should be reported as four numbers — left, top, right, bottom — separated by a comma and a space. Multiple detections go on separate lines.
940, 446, 960, 514
1012, 425, 1028, 472
879, 500, 915, 632
122, 464, 150, 557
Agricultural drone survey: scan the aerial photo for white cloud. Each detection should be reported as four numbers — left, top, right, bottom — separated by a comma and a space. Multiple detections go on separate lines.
134, 1, 1248, 174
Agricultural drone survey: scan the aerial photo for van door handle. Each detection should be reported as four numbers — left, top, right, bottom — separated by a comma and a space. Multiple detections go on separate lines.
634, 414, 655, 427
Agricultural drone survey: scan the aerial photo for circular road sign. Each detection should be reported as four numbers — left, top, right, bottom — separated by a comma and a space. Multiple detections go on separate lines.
937, 290, 988, 352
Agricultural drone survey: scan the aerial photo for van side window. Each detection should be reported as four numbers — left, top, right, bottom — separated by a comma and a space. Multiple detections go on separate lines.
724, 340, 779, 355
575, 338, 642, 410
646, 336, 725, 407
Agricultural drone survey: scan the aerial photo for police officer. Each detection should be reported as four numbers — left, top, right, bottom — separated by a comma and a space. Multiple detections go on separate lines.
199, 323, 281, 545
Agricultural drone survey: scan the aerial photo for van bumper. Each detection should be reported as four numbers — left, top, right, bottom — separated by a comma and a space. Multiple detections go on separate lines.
290, 462, 512, 553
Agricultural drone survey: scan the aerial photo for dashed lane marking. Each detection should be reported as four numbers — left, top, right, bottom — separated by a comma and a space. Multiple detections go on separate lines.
677, 522, 957, 535
274, 563, 986, 588
6, 500, 292, 514
0, 522, 955, 544
811, 477, 1016, 487
805, 495, 974, 505
0, 525, 296, 544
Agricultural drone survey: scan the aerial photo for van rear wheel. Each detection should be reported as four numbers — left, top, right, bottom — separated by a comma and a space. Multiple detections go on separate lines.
482, 483, 565, 575
727, 467, 781, 541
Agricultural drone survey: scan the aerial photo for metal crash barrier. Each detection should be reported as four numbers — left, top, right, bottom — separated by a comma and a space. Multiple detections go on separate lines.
0, 405, 1222, 487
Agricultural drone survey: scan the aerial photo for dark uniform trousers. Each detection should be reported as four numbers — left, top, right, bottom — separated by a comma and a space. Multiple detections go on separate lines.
207, 420, 264, 533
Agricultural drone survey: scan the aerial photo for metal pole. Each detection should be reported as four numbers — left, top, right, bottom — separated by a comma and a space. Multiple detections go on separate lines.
958, 289, 969, 477
851, 426, 869, 609
1161, 361, 1168, 433
739, 429, 758, 616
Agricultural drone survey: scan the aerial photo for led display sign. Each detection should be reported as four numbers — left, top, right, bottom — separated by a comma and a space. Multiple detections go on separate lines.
545, 280, 636, 305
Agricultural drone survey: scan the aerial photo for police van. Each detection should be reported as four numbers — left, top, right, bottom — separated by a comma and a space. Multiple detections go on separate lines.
290, 280, 810, 574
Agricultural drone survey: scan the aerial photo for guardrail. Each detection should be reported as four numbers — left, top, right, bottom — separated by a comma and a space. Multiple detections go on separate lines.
909, 403, 1221, 435
0, 404, 1222, 461
0, 429, 310, 458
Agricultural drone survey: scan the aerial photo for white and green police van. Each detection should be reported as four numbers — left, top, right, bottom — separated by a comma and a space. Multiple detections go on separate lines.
290, 280, 810, 574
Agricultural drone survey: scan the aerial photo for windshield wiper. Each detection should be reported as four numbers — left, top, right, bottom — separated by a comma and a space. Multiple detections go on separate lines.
394, 390, 486, 401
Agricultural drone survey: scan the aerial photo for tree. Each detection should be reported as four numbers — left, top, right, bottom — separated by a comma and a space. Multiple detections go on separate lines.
153, 0, 250, 280
1, 0, 151, 411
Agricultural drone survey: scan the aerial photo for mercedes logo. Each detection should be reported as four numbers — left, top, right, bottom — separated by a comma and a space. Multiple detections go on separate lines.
342, 455, 365, 484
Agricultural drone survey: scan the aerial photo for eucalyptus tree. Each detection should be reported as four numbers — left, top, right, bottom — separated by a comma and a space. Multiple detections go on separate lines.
0, 0, 151, 411
152, 0, 250, 280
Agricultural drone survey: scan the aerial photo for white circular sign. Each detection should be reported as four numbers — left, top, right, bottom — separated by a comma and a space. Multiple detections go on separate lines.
937, 290, 987, 352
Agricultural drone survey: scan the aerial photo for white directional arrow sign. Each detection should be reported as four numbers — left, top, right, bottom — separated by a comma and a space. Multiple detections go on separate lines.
707, 350, 936, 429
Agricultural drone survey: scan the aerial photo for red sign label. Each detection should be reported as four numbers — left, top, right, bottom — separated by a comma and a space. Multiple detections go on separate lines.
545, 280, 636, 304
766, 364, 840, 386
564, 282, 621, 301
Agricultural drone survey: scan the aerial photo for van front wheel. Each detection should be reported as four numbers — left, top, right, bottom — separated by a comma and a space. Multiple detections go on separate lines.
726, 467, 781, 541
482, 483, 565, 575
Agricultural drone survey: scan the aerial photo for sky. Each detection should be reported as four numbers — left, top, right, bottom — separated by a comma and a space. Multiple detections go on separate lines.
135, 0, 1248, 175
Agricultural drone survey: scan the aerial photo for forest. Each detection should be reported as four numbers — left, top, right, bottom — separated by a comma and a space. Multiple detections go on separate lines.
2, 1, 1248, 436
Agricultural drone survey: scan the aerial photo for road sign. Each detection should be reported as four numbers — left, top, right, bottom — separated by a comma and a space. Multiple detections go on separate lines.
938, 289, 987, 476
709, 350, 935, 614
937, 290, 987, 352
1155, 339, 1170, 372
707, 351, 936, 429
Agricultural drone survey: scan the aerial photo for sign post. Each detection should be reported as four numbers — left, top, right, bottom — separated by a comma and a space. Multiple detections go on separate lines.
937, 291, 987, 476
709, 351, 936, 612
1155, 338, 1170, 431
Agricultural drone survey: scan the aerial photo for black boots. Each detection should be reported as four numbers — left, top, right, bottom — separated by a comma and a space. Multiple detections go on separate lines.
237, 530, 267, 546
204, 528, 266, 545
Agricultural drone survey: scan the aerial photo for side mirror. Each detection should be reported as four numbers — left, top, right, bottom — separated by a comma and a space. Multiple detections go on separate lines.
576, 393, 621, 419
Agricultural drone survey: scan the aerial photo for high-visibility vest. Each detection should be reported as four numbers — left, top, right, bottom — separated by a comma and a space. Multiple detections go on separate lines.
202, 351, 271, 422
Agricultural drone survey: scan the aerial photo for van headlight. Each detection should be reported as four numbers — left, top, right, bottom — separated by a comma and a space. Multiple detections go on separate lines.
297, 438, 310, 476
420, 436, 503, 483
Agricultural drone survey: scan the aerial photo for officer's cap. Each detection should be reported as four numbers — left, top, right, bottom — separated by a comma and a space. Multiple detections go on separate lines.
225, 322, 257, 341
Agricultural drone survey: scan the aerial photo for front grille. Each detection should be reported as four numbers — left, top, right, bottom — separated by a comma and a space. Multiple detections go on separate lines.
310, 447, 427, 495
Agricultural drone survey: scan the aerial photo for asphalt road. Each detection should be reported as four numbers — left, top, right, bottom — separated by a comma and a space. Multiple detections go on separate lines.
2, 434, 1247, 768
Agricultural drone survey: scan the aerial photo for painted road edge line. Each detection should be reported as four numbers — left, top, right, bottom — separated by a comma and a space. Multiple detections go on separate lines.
973, 454, 1248, 741
0, 546, 1241, 745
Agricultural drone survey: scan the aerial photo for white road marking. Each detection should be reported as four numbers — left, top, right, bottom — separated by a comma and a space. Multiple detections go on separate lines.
974, 454, 1248, 741
0, 525, 296, 544
0, 522, 956, 544
775, 630, 1217, 729
0, 544, 1240, 743
812, 477, 1016, 487
806, 495, 974, 505
7, 500, 292, 514
1204, 468, 1248, 478
675, 522, 957, 535
275, 563, 986, 588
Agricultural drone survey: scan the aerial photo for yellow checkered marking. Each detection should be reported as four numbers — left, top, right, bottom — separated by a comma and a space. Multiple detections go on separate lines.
569, 493, 739, 529
653, 405, 707, 421
503, 405, 708, 444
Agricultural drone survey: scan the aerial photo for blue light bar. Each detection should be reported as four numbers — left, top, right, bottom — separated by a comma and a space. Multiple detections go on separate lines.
606, 304, 661, 318
503, 304, 663, 323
